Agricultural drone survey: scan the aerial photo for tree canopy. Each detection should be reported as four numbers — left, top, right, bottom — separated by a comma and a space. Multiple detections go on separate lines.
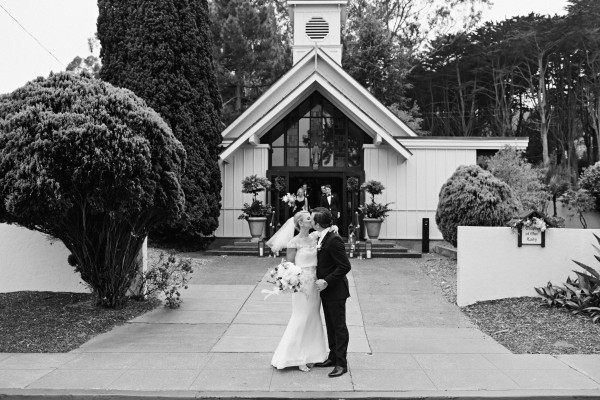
210, 0, 290, 125
0, 72, 186, 308
98, 0, 222, 247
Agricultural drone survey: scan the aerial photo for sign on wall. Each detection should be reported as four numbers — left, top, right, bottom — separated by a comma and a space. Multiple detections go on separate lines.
522, 228, 543, 245
518, 227, 545, 247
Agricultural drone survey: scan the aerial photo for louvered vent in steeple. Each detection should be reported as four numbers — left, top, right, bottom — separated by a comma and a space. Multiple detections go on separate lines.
305, 16, 329, 40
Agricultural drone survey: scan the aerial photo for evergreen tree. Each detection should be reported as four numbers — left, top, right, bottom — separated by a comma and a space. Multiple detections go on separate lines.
98, 0, 223, 247
210, 0, 291, 125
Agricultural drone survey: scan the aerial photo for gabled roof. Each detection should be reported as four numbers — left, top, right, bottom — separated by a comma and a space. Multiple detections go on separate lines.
220, 48, 416, 161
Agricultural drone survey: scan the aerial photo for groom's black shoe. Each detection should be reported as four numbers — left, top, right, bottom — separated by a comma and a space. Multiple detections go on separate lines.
314, 359, 335, 368
328, 366, 347, 378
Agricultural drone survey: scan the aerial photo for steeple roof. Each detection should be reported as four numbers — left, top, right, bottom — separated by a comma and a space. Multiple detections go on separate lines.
219, 48, 417, 162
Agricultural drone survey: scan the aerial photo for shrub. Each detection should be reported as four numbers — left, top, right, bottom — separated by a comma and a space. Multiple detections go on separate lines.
347, 177, 360, 192
487, 146, 550, 213
359, 180, 393, 220
238, 201, 273, 219
435, 165, 520, 247
535, 234, 600, 323
545, 163, 571, 217
579, 161, 600, 210
132, 251, 197, 309
238, 175, 272, 219
559, 188, 596, 229
0, 72, 186, 309
241, 175, 272, 199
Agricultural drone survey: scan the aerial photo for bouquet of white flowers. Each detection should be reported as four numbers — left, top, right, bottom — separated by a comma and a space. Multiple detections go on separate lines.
281, 193, 296, 208
262, 259, 303, 299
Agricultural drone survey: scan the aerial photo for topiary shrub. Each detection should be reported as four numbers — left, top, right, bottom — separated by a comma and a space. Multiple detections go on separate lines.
435, 165, 521, 247
0, 72, 186, 309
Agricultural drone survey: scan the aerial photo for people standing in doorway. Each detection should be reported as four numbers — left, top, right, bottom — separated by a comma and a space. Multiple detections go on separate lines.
319, 185, 327, 211
319, 184, 340, 225
291, 187, 309, 216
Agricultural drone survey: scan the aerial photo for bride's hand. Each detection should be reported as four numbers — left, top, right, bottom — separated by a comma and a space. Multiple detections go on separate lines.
331, 225, 339, 234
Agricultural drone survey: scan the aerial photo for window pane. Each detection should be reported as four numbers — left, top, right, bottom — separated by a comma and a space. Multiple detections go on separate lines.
286, 121, 299, 147
272, 147, 284, 166
299, 147, 311, 166
348, 121, 362, 167
299, 118, 311, 148
311, 102, 322, 117
334, 125, 346, 167
269, 121, 285, 146
286, 146, 298, 166
322, 98, 335, 118
298, 99, 311, 119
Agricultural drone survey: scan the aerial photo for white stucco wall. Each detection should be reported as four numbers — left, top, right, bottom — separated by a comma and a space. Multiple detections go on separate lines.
0, 224, 148, 294
218, 145, 271, 238
364, 144, 477, 239
0, 224, 88, 293
457, 226, 600, 307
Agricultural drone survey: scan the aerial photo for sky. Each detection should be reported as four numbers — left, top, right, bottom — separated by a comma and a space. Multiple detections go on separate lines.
0, 0, 570, 95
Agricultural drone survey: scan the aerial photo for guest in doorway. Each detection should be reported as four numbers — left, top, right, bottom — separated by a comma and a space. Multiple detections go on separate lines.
292, 187, 309, 216
319, 184, 340, 225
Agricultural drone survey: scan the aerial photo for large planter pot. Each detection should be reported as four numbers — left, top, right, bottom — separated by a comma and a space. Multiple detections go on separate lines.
247, 217, 267, 242
363, 218, 383, 240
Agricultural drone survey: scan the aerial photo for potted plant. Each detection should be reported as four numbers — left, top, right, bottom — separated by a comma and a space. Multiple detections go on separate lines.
359, 180, 393, 240
238, 175, 273, 241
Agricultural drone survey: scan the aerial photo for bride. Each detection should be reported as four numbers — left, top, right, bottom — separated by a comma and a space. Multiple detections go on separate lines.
266, 210, 329, 372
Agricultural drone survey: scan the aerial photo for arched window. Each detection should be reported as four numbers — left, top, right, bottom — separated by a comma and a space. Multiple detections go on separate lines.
261, 92, 371, 169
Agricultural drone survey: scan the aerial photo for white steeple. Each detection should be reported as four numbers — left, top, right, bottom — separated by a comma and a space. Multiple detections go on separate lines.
288, 0, 348, 66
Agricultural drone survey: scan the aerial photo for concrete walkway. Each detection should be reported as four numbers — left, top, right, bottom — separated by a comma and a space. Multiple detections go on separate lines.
1, 255, 600, 398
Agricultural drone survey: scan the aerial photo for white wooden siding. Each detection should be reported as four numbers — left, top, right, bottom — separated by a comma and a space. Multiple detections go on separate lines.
217, 145, 270, 238
364, 145, 476, 239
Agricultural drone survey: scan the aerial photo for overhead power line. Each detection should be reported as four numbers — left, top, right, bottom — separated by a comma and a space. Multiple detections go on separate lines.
0, 2, 66, 67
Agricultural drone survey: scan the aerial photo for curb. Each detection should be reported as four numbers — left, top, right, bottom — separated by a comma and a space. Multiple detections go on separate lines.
3, 389, 600, 400
433, 244, 457, 259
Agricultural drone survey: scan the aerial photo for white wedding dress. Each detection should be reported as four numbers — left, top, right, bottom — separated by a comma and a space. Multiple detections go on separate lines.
271, 235, 329, 369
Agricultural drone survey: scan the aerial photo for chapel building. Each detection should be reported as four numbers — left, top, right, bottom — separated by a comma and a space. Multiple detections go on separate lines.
217, 0, 527, 240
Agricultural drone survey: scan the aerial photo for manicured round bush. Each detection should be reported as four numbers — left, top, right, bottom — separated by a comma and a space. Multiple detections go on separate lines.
435, 165, 521, 247
0, 72, 186, 308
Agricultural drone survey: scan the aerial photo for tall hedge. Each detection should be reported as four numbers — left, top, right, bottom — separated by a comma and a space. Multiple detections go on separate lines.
435, 165, 520, 247
0, 72, 186, 308
98, 0, 222, 247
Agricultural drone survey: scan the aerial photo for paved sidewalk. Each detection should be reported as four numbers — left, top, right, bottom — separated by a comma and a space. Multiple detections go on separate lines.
1, 255, 600, 398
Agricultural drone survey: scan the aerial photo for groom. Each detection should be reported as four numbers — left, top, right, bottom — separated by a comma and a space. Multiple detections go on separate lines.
311, 207, 351, 378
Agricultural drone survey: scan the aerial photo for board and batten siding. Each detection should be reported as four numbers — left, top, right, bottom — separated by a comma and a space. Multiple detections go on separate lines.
364, 144, 476, 239
217, 145, 270, 238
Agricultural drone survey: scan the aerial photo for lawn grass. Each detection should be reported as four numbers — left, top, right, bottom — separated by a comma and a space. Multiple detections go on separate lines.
0, 291, 160, 353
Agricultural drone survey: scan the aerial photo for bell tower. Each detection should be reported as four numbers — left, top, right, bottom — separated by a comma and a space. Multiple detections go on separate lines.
288, 0, 348, 66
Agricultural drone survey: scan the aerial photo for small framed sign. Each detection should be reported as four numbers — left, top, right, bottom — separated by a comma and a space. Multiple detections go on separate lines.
518, 227, 545, 247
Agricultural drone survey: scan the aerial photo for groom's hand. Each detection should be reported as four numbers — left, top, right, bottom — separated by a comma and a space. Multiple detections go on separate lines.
316, 279, 328, 291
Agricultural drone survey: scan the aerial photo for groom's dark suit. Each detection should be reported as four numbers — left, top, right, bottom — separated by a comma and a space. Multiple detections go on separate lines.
317, 229, 351, 369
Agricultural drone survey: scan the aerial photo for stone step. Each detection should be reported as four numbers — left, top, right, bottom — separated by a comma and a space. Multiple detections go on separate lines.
232, 241, 402, 249
372, 251, 422, 259
205, 248, 421, 258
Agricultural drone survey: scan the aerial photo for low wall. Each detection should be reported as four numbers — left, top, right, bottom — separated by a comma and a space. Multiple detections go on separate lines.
0, 224, 147, 294
457, 226, 600, 307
